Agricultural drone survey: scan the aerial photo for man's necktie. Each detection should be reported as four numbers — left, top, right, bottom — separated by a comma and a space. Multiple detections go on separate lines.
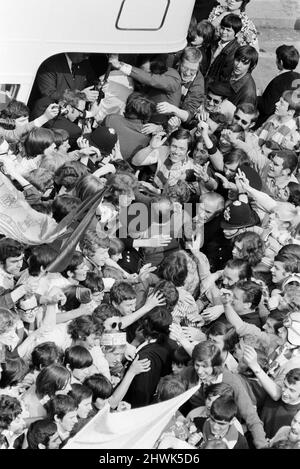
71, 63, 79, 79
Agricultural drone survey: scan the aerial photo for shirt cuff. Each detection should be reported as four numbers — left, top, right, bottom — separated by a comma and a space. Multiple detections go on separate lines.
207, 144, 217, 155
120, 63, 132, 76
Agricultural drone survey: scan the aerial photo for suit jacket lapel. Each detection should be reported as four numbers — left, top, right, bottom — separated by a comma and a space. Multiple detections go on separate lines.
60, 54, 75, 89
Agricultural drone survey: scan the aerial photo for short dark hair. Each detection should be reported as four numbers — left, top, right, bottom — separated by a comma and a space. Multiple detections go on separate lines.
152, 280, 179, 312
169, 128, 193, 153
108, 238, 125, 257
156, 376, 186, 401
27, 419, 58, 449
110, 281, 136, 305
63, 251, 85, 277
92, 303, 120, 334
270, 149, 298, 175
52, 195, 81, 223
142, 306, 172, 343
61, 89, 86, 108
220, 14, 243, 35
67, 316, 95, 342
31, 342, 61, 371
210, 396, 237, 422
157, 251, 188, 287
172, 347, 191, 366
63, 286, 92, 312
234, 280, 262, 309
235, 102, 259, 121
276, 45, 300, 70
2, 99, 29, 119
45, 394, 77, 420
208, 321, 238, 352
52, 128, 70, 147
233, 231, 265, 267
225, 258, 252, 281
24, 128, 55, 158
82, 271, 104, 294
54, 161, 89, 191
136, 54, 168, 74
0, 395, 22, 430
274, 252, 300, 275
234, 45, 259, 73
0, 357, 28, 388
0, 238, 24, 263
64, 346, 93, 370
79, 230, 110, 258
69, 383, 93, 406
288, 182, 300, 206
28, 244, 58, 276
36, 365, 71, 399
196, 20, 215, 46
223, 148, 249, 166
124, 92, 155, 123
204, 382, 234, 400
84, 374, 113, 402
240, 0, 251, 12
192, 341, 223, 369
285, 368, 300, 385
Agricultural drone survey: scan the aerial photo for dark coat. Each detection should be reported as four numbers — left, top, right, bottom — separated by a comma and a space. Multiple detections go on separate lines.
180, 71, 205, 122
229, 73, 257, 106
206, 39, 240, 85
28, 53, 96, 109
130, 66, 182, 107
257, 71, 300, 126
124, 341, 172, 408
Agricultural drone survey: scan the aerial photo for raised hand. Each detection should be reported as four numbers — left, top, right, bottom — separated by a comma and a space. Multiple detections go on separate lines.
220, 288, 234, 306
235, 168, 251, 193
194, 162, 210, 182
44, 103, 60, 121
167, 116, 181, 132
82, 85, 99, 103
186, 231, 202, 254
145, 291, 166, 309
141, 123, 163, 135
201, 304, 224, 323
243, 344, 259, 370
150, 132, 168, 149
108, 54, 121, 69
215, 172, 236, 190
169, 323, 185, 344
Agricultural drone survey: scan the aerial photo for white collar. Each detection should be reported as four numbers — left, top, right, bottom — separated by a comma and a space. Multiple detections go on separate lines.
65, 54, 73, 73
135, 339, 156, 354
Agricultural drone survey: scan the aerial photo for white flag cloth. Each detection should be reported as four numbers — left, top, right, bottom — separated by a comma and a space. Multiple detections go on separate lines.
0, 172, 64, 244
64, 384, 199, 449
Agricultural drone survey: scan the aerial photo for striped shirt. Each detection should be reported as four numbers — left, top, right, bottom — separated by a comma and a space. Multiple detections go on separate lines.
256, 116, 300, 150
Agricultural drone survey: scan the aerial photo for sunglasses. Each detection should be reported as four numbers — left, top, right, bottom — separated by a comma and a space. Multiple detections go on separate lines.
234, 115, 250, 126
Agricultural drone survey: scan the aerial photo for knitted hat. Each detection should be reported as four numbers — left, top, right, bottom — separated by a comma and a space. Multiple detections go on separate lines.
221, 200, 260, 230
87, 126, 118, 155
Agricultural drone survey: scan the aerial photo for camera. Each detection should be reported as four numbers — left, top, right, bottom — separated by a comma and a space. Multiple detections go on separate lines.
57, 105, 69, 117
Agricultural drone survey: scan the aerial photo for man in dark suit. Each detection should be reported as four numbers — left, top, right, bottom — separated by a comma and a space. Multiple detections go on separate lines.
33, 89, 87, 150
28, 53, 98, 111
257, 45, 300, 127
206, 14, 242, 86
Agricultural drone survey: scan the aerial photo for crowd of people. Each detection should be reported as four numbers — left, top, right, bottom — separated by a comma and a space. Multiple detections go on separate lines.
0, 0, 300, 450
